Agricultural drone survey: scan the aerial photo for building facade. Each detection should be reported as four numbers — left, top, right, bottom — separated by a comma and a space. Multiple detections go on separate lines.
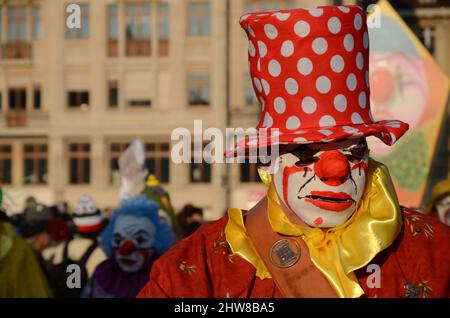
0, 0, 448, 218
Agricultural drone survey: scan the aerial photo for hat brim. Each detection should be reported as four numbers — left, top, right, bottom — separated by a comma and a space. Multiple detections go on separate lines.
225, 120, 409, 158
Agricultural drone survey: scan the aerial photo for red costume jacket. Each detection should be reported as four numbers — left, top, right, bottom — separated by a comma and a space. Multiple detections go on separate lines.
138, 208, 449, 298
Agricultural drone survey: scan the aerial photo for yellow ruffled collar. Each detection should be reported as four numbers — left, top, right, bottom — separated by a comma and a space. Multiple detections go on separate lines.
225, 159, 402, 298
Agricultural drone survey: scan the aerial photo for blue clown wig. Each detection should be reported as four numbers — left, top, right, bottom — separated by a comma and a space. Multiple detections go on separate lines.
100, 195, 176, 257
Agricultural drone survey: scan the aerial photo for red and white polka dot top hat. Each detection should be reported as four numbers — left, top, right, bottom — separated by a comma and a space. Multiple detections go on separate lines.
226, 5, 409, 158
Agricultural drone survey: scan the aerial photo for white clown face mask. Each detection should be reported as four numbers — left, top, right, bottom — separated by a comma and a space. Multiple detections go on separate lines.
272, 138, 369, 228
112, 215, 156, 272
435, 194, 450, 226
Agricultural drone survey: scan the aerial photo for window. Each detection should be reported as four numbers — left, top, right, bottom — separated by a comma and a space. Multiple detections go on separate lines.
68, 91, 89, 108
126, 3, 152, 56
187, 2, 211, 36
240, 162, 263, 183
145, 143, 170, 183
158, 3, 170, 56
32, 6, 42, 40
8, 6, 27, 42
9, 88, 26, 110
7, 88, 27, 127
188, 73, 210, 106
0, 145, 12, 185
108, 81, 118, 108
107, 4, 118, 57
5, 6, 30, 58
110, 143, 130, 184
69, 143, 90, 184
66, 4, 89, 39
127, 99, 151, 107
190, 144, 211, 183
33, 86, 41, 110
23, 144, 47, 185
245, 86, 255, 107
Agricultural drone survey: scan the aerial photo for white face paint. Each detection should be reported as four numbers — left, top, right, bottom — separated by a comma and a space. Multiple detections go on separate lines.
113, 215, 156, 272
435, 194, 450, 226
273, 138, 369, 228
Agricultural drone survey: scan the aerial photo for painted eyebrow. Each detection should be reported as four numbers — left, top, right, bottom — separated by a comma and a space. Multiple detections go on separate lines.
132, 230, 150, 237
341, 142, 369, 154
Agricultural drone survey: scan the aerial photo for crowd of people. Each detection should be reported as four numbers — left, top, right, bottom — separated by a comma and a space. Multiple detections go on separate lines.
0, 175, 205, 298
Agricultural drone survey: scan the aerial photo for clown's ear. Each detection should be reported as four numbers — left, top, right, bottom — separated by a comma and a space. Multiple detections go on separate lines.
257, 157, 283, 187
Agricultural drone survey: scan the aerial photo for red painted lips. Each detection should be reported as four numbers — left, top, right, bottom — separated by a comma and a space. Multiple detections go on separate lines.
304, 191, 355, 212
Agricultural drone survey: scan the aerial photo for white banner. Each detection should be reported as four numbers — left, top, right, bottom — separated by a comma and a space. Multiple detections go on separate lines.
118, 138, 147, 200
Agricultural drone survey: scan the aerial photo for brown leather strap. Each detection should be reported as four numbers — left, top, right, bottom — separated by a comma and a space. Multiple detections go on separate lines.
245, 197, 337, 298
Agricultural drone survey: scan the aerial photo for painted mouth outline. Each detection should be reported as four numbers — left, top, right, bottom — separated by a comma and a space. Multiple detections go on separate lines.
298, 191, 356, 204
304, 195, 355, 203
118, 257, 138, 267
298, 191, 356, 212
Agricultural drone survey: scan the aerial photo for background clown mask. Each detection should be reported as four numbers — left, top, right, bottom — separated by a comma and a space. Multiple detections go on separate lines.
435, 194, 450, 226
112, 215, 156, 272
272, 138, 369, 228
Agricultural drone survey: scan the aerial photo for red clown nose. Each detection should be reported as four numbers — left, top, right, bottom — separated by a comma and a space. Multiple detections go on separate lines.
314, 151, 350, 186
118, 240, 136, 256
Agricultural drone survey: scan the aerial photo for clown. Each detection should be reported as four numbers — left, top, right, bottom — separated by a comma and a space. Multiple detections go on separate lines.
424, 179, 450, 227
138, 5, 450, 298
142, 174, 183, 239
83, 196, 175, 298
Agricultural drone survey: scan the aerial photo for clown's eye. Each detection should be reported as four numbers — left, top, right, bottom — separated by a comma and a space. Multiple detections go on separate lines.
135, 235, 145, 245
113, 233, 123, 246
294, 153, 319, 167
346, 145, 368, 163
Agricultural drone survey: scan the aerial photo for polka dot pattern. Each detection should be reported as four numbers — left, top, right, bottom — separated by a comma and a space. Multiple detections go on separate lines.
274, 97, 286, 114
264, 24, 278, 39
331, 55, 344, 73
344, 34, 354, 52
285, 78, 298, 95
312, 38, 328, 55
328, 17, 341, 34
359, 91, 367, 109
294, 20, 310, 37
316, 76, 331, 94
302, 96, 317, 114
249, 41, 256, 57
268, 59, 281, 77
286, 116, 301, 130
262, 79, 270, 95
334, 94, 347, 112
354, 13, 363, 31
319, 115, 336, 127
347, 73, 357, 91
298, 58, 313, 75
258, 41, 267, 57
281, 40, 294, 57
356, 52, 364, 70
229, 5, 409, 158
274, 12, 290, 21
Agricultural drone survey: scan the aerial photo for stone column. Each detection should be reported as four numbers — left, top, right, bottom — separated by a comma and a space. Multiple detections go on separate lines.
211, 0, 228, 217
118, 1, 126, 110
45, 0, 66, 201
11, 141, 22, 187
